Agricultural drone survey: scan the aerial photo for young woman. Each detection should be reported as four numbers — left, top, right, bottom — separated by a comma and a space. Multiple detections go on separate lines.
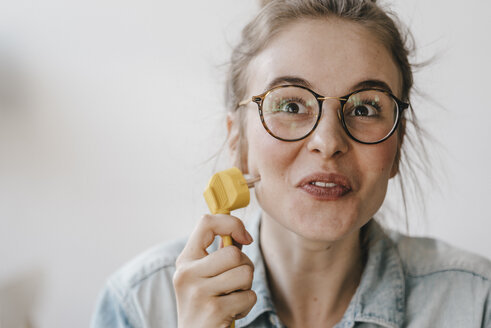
91, 1, 491, 327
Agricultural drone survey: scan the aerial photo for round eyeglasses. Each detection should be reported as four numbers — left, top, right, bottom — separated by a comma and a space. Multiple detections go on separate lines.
239, 85, 409, 144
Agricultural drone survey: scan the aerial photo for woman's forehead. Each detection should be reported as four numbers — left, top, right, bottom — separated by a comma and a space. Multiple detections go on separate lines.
247, 18, 402, 97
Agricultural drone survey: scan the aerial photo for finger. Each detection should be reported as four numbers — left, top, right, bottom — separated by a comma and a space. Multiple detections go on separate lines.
205, 264, 254, 296
180, 214, 253, 261
215, 290, 257, 321
219, 236, 244, 250
193, 245, 254, 278
231, 238, 244, 250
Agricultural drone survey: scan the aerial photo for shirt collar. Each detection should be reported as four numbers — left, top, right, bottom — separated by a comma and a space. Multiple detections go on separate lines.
236, 210, 276, 327
341, 220, 406, 328
236, 212, 406, 328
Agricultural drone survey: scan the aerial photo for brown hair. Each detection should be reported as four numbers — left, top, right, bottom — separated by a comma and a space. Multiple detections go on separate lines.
225, 0, 429, 230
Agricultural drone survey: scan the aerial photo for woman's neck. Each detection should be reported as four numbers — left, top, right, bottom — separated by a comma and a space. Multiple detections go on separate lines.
260, 213, 365, 328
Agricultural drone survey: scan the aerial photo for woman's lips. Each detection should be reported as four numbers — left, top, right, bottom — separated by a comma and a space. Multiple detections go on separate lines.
296, 173, 352, 200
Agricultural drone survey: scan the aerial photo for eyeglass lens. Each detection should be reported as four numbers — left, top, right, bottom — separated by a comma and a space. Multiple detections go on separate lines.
261, 86, 399, 143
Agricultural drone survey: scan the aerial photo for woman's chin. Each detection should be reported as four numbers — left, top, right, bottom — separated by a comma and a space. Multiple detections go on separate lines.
292, 215, 362, 242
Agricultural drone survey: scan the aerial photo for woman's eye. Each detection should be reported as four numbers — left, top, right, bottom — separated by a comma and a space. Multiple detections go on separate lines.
276, 99, 307, 114
350, 104, 378, 117
282, 102, 301, 113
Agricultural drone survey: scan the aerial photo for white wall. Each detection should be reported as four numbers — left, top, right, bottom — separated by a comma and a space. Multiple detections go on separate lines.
0, 1, 489, 327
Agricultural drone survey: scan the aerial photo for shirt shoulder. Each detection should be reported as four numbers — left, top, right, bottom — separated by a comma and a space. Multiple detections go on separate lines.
110, 237, 187, 291
382, 230, 491, 327
386, 231, 491, 280
92, 237, 190, 328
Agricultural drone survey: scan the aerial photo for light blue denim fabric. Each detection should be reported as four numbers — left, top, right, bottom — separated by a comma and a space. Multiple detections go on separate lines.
91, 212, 491, 327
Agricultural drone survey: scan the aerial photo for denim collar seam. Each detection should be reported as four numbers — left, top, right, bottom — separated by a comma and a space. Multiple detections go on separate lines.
351, 223, 406, 326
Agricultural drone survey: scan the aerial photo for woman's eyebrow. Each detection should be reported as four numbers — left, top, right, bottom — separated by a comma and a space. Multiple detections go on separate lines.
351, 79, 394, 93
265, 76, 313, 91
265, 76, 394, 95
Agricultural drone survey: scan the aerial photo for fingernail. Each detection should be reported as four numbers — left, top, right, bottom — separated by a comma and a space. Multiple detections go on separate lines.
244, 230, 253, 243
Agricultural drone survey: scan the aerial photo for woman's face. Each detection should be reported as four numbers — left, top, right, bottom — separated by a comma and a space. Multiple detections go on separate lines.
236, 18, 402, 242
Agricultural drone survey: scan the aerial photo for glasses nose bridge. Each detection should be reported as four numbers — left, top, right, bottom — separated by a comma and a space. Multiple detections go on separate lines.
316, 96, 347, 120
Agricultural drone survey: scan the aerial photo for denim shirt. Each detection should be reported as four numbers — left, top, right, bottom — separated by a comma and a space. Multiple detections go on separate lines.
91, 212, 491, 328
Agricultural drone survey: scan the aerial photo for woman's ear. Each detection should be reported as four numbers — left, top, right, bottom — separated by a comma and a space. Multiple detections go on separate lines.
227, 112, 249, 174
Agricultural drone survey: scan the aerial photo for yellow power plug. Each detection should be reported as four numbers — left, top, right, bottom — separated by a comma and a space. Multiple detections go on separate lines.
203, 167, 260, 328
203, 167, 259, 246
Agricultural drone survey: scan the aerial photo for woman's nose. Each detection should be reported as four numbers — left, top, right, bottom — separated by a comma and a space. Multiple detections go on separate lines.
306, 101, 350, 158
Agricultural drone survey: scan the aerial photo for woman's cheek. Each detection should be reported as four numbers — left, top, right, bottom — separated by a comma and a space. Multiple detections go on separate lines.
245, 120, 266, 178
355, 140, 398, 213
248, 136, 288, 182
363, 137, 398, 176
245, 111, 289, 177
246, 127, 299, 211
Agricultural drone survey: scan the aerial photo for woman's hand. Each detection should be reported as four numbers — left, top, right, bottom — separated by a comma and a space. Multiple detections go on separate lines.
173, 214, 257, 328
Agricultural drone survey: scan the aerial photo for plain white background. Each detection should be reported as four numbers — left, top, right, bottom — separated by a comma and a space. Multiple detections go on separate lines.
0, 1, 490, 327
